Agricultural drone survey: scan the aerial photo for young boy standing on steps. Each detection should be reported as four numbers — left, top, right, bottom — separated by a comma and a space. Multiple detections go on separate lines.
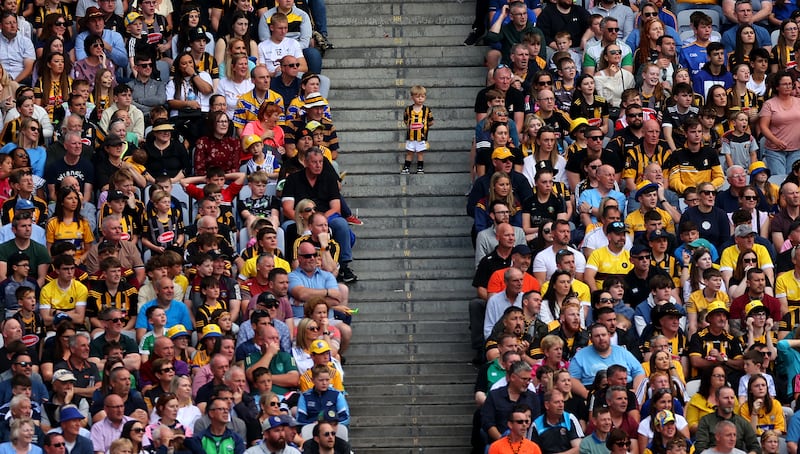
402, 85, 434, 175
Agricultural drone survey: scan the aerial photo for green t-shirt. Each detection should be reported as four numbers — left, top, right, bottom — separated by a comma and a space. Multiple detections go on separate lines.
201, 434, 237, 454
0, 239, 51, 277
244, 350, 298, 394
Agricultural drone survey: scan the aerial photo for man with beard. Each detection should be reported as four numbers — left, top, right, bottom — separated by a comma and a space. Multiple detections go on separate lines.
694, 387, 759, 454
607, 104, 645, 164
532, 220, 585, 283
568, 323, 645, 398
537, 301, 588, 362
536, 0, 591, 51
485, 307, 533, 362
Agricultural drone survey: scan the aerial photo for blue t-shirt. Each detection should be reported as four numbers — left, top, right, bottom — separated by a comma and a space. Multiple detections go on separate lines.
569, 345, 645, 385
134, 299, 193, 331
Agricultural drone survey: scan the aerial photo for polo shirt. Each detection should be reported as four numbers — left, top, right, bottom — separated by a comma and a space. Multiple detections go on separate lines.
481, 386, 541, 435
288, 267, 337, 305
243, 349, 298, 395
531, 412, 579, 453
474, 248, 513, 290
89, 334, 138, 358
776, 270, 800, 309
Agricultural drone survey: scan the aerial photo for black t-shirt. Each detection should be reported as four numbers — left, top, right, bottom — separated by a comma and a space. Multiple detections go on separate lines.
281, 161, 341, 214
44, 158, 95, 188
474, 85, 525, 116
566, 148, 623, 177
623, 267, 670, 309
522, 193, 565, 224
473, 248, 513, 289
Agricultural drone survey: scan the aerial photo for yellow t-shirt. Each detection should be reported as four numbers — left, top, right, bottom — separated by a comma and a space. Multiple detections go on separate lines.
624, 208, 675, 235
39, 279, 88, 312
45, 218, 95, 261
686, 289, 730, 314
239, 255, 291, 280
737, 401, 786, 435
719, 244, 774, 273
540, 279, 591, 306
775, 270, 800, 309
586, 247, 631, 290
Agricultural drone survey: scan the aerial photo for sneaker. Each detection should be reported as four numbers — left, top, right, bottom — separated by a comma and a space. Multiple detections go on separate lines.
401, 167, 410, 175
346, 214, 363, 226
340, 266, 358, 283
463, 29, 481, 46
416, 167, 424, 174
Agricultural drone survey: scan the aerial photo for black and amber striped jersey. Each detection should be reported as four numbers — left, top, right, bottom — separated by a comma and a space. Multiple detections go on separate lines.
404, 105, 433, 142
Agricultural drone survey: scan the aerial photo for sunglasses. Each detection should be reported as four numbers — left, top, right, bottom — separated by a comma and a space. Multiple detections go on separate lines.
643, 11, 659, 16
537, 80, 553, 86
606, 27, 620, 32
599, 297, 613, 303
14, 361, 31, 367
743, 257, 758, 263
50, 444, 65, 448
91, 42, 104, 48
542, 227, 551, 234
608, 49, 622, 55
55, 21, 66, 26
320, 431, 336, 437
269, 401, 280, 407
628, 113, 644, 118
307, 326, 320, 332
282, 63, 300, 68
137, 62, 153, 68
511, 419, 531, 424
633, 255, 651, 260
302, 207, 315, 213
131, 428, 145, 433
615, 441, 631, 448
741, 195, 758, 201
106, 317, 124, 323
159, 367, 175, 373
262, 302, 279, 309
298, 253, 318, 259
700, 190, 717, 195
28, 127, 39, 132
589, 164, 601, 169
588, 136, 604, 141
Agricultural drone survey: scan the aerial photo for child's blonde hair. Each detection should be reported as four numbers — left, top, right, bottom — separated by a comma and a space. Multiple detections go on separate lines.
151, 190, 170, 203
410, 85, 426, 96
730, 111, 749, 122
247, 171, 268, 184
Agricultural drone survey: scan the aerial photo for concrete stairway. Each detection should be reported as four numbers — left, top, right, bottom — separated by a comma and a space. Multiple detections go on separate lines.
323, 0, 485, 451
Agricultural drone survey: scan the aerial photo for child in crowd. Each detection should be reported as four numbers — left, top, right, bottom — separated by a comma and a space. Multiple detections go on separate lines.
12, 286, 45, 353
142, 189, 185, 254
139, 306, 168, 361
237, 171, 280, 231
698, 107, 722, 154
739, 349, 776, 401
401, 85, 434, 175
194, 276, 227, 333
296, 364, 350, 426
721, 111, 758, 170
241, 135, 280, 182
549, 31, 582, 74
686, 268, 729, 335
662, 82, 700, 151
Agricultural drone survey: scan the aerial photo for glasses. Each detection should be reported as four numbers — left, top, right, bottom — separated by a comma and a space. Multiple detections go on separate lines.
606, 27, 620, 32
137, 62, 153, 68
633, 255, 651, 260
629, 113, 644, 118
91, 42, 104, 48
50, 444, 65, 448
643, 11, 659, 16
588, 136, 604, 141
542, 227, 551, 234
159, 367, 175, 373
615, 441, 631, 448
589, 164, 601, 169
302, 207, 315, 213
55, 21, 66, 26
307, 326, 320, 332
131, 428, 145, 433
743, 257, 758, 263
759, 351, 770, 356
14, 361, 31, 367
731, 173, 747, 178
700, 190, 717, 196
15, 263, 30, 267
494, 112, 508, 117
282, 62, 301, 68
711, 374, 726, 378
741, 195, 758, 201
599, 297, 613, 303
106, 317, 125, 323
269, 401, 280, 407
608, 49, 622, 55
320, 431, 336, 437
298, 253, 317, 259
511, 419, 531, 424
28, 127, 39, 132
537, 80, 553, 86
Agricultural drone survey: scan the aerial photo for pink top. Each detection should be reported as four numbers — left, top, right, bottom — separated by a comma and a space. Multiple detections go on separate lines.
242, 121, 285, 150
760, 96, 800, 150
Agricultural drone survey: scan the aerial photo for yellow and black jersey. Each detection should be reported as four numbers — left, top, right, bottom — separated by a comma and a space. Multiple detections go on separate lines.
780, 307, 800, 333
195, 300, 229, 331
31, 4, 72, 29
1, 118, 21, 145
1, 195, 48, 227
726, 88, 760, 114
641, 328, 687, 357
86, 280, 138, 320
100, 200, 145, 239
622, 140, 672, 182
569, 95, 609, 126
404, 105, 433, 141
687, 327, 744, 377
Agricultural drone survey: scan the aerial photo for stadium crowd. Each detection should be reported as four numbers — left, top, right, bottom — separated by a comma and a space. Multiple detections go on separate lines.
465, 0, 800, 453
0, 0, 361, 451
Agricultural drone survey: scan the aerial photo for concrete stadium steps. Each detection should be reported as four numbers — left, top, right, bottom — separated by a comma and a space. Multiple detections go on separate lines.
324, 0, 484, 449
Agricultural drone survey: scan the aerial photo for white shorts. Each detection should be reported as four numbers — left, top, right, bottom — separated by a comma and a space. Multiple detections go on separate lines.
405, 140, 428, 152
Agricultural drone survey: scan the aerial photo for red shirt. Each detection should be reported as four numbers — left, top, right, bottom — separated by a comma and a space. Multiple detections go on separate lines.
730, 293, 782, 322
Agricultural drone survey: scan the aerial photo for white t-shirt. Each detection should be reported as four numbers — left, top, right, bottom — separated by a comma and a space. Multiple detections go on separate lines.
532, 246, 586, 281
637, 414, 689, 442
257, 37, 304, 75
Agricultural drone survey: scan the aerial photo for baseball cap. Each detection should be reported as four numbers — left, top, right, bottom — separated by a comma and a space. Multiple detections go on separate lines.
52, 369, 76, 384
606, 221, 626, 234
629, 244, 649, 257
491, 147, 513, 160
107, 190, 126, 201
511, 244, 532, 256
310, 339, 331, 355
745, 300, 768, 317
656, 410, 676, 426
261, 416, 287, 431
257, 292, 278, 307
734, 224, 756, 237
124, 11, 142, 26
635, 179, 659, 199
242, 135, 262, 150
648, 229, 669, 241
103, 135, 124, 147
14, 198, 34, 210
